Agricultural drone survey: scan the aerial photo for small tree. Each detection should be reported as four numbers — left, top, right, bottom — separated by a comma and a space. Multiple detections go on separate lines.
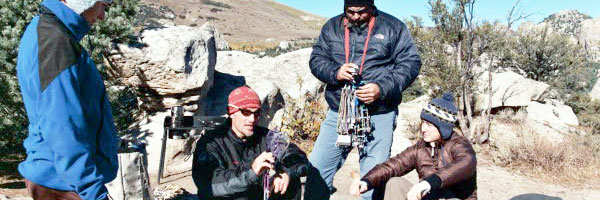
419, 0, 494, 141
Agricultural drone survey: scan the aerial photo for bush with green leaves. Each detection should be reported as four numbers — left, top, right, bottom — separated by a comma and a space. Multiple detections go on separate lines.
0, 0, 139, 154
107, 86, 140, 135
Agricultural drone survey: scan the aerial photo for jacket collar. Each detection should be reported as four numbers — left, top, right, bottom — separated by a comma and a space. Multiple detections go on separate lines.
41, 0, 91, 41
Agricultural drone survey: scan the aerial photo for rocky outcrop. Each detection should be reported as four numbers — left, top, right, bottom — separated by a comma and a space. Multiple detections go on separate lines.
108, 25, 217, 112
475, 71, 549, 112
542, 10, 592, 37
520, 11, 600, 61
526, 100, 582, 135
198, 49, 324, 127
580, 17, 600, 61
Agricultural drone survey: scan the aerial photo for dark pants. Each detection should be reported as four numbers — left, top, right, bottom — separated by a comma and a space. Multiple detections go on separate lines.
25, 179, 82, 200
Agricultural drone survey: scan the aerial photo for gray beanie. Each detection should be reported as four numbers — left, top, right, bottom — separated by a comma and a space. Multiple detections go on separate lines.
64, 0, 112, 14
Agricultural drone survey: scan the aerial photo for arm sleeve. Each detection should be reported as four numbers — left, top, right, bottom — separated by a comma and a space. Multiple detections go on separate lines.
39, 65, 108, 200
430, 140, 477, 190
309, 21, 342, 86
278, 143, 311, 180
372, 23, 421, 101
192, 140, 260, 198
361, 144, 418, 190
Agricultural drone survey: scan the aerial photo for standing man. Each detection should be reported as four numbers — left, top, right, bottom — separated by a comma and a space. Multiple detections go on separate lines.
309, 0, 421, 199
16, 0, 118, 200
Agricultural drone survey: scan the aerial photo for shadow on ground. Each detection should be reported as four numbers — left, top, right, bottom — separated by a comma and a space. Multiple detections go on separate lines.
0, 181, 25, 189
0, 153, 24, 181
510, 193, 562, 200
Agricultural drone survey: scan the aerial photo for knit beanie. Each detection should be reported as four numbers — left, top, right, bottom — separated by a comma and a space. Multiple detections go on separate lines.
344, 0, 374, 7
227, 86, 261, 115
64, 0, 112, 14
420, 92, 458, 140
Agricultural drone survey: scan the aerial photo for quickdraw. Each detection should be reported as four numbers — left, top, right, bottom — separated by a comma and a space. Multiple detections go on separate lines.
336, 17, 375, 152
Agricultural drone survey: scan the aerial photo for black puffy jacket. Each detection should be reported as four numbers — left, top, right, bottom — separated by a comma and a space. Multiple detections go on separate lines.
310, 9, 421, 114
192, 124, 310, 200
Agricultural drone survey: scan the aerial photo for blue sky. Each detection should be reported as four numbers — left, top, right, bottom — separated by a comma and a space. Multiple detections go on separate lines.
275, 0, 600, 27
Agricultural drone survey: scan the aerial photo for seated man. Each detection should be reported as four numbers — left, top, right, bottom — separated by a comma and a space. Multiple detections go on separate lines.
192, 86, 328, 200
349, 93, 477, 200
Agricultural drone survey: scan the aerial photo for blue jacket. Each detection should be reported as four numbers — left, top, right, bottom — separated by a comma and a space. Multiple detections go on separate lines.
17, 0, 118, 199
310, 9, 421, 113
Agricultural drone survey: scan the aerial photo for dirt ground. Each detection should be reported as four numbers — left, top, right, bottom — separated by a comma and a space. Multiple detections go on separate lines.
2, 113, 599, 199
2, 154, 600, 200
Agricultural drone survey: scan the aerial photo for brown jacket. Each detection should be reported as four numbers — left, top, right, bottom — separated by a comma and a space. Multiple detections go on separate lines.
362, 133, 477, 199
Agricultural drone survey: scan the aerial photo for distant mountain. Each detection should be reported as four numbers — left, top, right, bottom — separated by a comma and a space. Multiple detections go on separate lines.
139, 0, 327, 50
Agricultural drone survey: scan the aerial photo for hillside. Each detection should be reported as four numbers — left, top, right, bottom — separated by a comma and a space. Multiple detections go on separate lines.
542, 10, 592, 37
139, 0, 327, 50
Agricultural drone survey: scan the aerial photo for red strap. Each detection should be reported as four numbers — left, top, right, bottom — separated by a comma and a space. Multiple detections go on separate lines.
344, 16, 376, 76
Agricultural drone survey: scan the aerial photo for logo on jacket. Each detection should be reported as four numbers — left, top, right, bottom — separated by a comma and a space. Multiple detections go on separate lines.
375, 34, 385, 40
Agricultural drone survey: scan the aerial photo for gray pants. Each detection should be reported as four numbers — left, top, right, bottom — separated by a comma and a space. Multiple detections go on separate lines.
376, 178, 460, 200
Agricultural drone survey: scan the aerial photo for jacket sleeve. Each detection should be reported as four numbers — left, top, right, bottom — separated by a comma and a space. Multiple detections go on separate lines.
310, 21, 342, 86
361, 144, 418, 190
427, 139, 477, 190
192, 140, 260, 199
39, 65, 109, 200
372, 23, 421, 101
278, 143, 311, 180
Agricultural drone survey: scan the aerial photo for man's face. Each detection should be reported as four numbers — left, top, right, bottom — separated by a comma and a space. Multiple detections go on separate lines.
81, 2, 110, 25
345, 6, 372, 25
230, 108, 261, 139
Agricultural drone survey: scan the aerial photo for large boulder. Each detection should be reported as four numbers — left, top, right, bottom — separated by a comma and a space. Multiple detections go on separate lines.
109, 25, 217, 112
198, 49, 325, 127
475, 71, 549, 112
526, 100, 581, 135
392, 95, 429, 156
591, 80, 600, 101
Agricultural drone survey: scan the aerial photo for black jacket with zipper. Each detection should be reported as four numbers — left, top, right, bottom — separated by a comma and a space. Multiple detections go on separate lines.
310, 9, 421, 114
192, 124, 310, 200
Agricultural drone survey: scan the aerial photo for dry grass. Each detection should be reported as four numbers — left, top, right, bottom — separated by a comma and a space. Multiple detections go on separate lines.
488, 122, 600, 188
229, 41, 280, 53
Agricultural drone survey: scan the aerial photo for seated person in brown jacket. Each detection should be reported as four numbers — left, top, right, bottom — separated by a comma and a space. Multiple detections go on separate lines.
349, 92, 477, 200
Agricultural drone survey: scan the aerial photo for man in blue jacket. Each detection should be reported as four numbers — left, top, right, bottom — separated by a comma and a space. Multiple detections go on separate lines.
16, 0, 118, 199
309, 0, 421, 199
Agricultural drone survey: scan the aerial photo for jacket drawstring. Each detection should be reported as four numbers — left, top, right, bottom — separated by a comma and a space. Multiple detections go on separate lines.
430, 142, 436, 158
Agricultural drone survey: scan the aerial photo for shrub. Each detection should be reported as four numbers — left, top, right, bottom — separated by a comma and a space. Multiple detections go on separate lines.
489, 124, 600, 186
566, 93, 600, 135
107, 86, 141, 135
278, 92, 326, 153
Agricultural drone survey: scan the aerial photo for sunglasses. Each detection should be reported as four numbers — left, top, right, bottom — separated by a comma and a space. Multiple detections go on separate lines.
229, 105, 261, 117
